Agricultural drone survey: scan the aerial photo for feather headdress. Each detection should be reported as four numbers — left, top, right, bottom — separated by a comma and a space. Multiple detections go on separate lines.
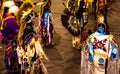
3, 1, 15, 8
16, 0, 34, 26
8, 5, 19, 16
16, 0, 34, 46
61, 14, 81, 36
1, 1, 15, 18
35, 0, 51, 17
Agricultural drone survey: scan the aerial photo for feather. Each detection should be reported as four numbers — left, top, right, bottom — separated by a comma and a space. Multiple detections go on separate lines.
61, 14, 80, 36
16, 0, 34, 45
8, 5, 19, 16
35, 40, 49, 61
16, 0, 34, 26
1, 1, 15, 18
35, 0, 51, 17
3, 1, 15, 8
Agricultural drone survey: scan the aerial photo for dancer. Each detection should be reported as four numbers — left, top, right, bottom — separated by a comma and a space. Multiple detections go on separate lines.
16, 0, 48, 73
40, 1, 55, 47
81, 22, 119, 74
1, 1, 20, 73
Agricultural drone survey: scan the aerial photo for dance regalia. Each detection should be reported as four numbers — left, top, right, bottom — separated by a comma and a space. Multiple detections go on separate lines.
65, 0, 75, 14
16, 1, 48, 74
95, 0, 107, 21
61, 0, 89, 49
41, 11, 54, 47
17, 12, 48, 74
2, 13, 20, 73
81, 30, 119, 74
72, 1, 89, 49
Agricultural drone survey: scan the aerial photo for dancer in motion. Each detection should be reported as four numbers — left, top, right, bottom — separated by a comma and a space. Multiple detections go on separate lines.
40, 0, 55, 47
1, 1, 20, 73
61, 0, 89, 49
80, 22, 120, 74
16, 0, 48, 74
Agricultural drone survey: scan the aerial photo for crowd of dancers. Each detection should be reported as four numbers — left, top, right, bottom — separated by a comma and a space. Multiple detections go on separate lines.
0, 0, 119, 74
0, 0, 54, 74
62, 0, 120, 74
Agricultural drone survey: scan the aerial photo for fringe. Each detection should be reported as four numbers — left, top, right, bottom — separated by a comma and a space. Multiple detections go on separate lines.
80, 50, 120, 74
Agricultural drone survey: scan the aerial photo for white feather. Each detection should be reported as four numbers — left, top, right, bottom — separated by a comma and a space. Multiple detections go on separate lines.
8, 5, 19, 14
3, 1, 15, 8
